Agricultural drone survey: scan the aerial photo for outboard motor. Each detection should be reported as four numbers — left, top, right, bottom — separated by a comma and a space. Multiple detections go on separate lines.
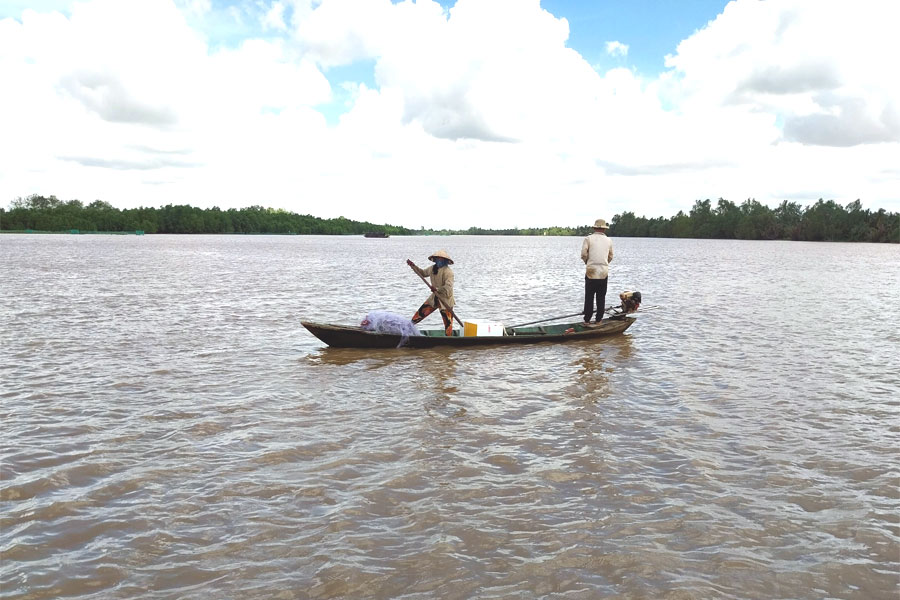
619, 291, 641, 314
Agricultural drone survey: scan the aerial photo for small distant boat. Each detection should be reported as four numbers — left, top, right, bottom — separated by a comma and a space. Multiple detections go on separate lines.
301, 316, 635, 348
364, 232, 390, 238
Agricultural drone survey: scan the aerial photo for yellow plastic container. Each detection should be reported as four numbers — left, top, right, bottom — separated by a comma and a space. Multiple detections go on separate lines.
463, 320, 505, 337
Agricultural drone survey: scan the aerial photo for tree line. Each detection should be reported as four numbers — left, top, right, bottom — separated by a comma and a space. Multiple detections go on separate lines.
608, 198, 898, 243
0, 195, 414, 236
1, 194, 897, 242
424, 198, 897, 243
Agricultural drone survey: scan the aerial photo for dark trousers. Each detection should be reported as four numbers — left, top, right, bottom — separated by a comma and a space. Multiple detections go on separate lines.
583, 276, 608, 322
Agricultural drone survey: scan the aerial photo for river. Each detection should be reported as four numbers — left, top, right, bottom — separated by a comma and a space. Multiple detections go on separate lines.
1, 234, 898, 599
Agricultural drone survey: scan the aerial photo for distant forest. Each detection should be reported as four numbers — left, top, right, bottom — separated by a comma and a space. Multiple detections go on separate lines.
1, 194, 897, 243
0, 195, 415, 236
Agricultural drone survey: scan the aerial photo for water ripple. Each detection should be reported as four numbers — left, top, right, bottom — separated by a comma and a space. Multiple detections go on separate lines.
1, 235, 898, 599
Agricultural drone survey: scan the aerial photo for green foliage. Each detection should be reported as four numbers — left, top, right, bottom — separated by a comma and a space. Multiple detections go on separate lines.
2, 194, 897, 243
1, 195, 415, 236
608, 197, 898, 243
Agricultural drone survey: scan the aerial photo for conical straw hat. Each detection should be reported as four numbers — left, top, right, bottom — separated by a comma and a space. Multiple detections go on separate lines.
428, 249, 454, 264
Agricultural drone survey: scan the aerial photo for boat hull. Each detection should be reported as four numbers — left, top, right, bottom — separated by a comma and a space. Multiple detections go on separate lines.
301, 317, 635, 348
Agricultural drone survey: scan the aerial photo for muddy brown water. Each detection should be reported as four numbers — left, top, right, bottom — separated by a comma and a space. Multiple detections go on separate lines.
1, 234, 898, 599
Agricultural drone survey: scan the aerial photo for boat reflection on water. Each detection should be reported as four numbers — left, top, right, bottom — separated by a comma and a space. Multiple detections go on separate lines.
305, 345, 466, 417
305, 346, 397, 367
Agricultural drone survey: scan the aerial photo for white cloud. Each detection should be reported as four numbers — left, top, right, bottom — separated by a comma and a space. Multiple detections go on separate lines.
665, 0, 900, 148
1, 0, 898, 229
262, 1, 288, 31
605, 40, 628, 57
175, 0, 210, 17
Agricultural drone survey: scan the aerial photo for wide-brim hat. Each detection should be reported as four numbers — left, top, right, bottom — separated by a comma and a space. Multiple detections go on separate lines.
593, 218, 609, 229
428, 249, 454, 264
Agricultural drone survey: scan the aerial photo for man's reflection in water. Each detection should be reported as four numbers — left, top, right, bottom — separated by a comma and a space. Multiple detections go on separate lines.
567, 335, 634, 402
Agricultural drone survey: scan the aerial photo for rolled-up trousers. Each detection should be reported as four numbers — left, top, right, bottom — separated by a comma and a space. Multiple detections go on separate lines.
583, 276, 608, 322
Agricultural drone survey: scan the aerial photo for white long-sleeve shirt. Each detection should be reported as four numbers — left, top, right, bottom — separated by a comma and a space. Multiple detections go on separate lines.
581, 232, 614, 279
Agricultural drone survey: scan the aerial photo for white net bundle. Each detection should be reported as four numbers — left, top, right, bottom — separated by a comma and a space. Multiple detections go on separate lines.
360, 311, 421, 346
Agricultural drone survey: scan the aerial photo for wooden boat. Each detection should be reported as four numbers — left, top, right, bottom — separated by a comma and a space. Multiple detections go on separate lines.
363, 232, 390, 238
301, 316, 635, 348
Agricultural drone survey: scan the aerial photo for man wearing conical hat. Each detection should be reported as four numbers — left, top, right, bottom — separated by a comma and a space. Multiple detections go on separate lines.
581, 219, 614, 326
407, 250, 456, 336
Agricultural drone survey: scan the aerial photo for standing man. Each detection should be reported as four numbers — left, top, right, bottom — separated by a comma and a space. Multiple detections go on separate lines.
407, 250, 456, 336
581, 218, 614, 325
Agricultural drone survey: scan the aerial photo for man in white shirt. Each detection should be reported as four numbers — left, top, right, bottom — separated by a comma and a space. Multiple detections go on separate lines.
580, 218, 614, 325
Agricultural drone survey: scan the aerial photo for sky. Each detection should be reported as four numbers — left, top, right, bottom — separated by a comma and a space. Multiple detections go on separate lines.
1, 0, 898, 230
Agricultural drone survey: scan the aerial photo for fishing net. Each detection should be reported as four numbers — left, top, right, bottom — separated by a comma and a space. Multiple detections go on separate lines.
360, 311, 422, 346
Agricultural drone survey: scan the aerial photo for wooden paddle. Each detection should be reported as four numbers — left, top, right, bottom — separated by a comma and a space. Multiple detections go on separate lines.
509, 305, 620, 329
509, 311, 583, 329
407, 259, 465, 328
